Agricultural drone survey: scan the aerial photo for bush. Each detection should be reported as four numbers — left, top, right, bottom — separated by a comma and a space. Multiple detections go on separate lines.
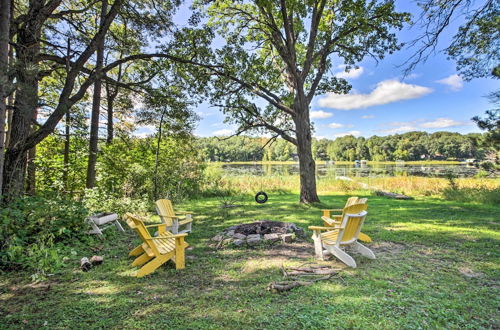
442, 186, 500, 204
0, 195, 89, 275
82, 188, 151, 215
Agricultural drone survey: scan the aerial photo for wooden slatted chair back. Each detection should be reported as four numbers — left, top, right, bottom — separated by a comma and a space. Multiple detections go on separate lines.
345, 196, 360, 207
125, 213, 160, 256
339, 204, 368, 244
156, 199, 175, 226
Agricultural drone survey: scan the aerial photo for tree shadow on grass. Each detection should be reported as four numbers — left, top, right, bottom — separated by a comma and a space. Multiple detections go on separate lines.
1, 193, 498, 328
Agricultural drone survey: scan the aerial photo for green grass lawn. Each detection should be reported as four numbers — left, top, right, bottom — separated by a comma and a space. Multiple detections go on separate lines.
1, 193, 499, 329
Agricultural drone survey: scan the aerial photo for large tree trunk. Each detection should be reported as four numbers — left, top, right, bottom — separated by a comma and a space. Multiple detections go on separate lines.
2, 7, 41, 199
294, 105, 320, 204
86, 0, 108, 188
0, 0, 11, 198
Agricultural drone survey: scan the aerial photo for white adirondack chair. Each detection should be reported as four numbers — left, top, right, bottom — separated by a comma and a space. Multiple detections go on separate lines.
309, 205, 375, 268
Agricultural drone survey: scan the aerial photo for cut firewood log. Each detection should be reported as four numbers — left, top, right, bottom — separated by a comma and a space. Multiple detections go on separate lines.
90, 255, 103, 266
80, 257, 91, 271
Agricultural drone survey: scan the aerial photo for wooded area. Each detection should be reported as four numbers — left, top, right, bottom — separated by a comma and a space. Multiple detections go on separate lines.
197, 131, 491, 162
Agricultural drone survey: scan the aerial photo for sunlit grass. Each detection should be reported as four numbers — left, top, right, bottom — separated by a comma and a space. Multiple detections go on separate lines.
1, 193, 498, 328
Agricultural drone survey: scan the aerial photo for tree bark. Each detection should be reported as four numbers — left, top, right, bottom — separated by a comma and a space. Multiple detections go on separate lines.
2, 1, 42, 198
106, 89, 115, 144
0, 0, 11, 198
63, 109, 70, 190
294, 102, 319, 204
86, 0, 108, 189
154, 111, 165, 201
26, 109, 37, 195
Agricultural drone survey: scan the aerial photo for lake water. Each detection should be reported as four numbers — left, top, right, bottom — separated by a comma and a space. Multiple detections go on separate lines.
219, 162, 482, 178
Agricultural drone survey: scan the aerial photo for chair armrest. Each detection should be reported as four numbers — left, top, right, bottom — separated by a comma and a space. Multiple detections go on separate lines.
145, 223, 167, 228
308, 226, 339, 231
321, 216, 341, 226
149, 232, 187, 240
322, 209, 342, 212
159, 214, 180, 219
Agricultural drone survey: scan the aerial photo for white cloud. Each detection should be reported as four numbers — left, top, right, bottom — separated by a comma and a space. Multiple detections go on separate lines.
334, 130, 361, 137
436, 74, 463, 91
318, 79, 433, 110
310, 110, 333, 119
213, 128, 233, 136
420, 118, 465, 128
378, 117, 468, 134
132, 124, 156, 138
335, 65, 364, 79
361, 115, 374, 119
380, 125, 416, 134
405, 73, 421, 80
327, 122, 344, 129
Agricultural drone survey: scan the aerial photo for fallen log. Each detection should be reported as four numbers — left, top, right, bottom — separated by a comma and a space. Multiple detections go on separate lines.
267, 275, 333, 293
374, 190, 413, 200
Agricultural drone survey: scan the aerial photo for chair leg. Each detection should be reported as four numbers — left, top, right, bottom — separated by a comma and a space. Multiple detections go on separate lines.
89, 221, 103, 236
129, 244, 144, 257
358, 232, 372, 243
172, 221, 179, 234
115, 220, 125, 232
136, 255, 169, 278
327, 246, 357, 268
132, 253, 153, 267
353, 242, 376, 259
311, 232, 324, 260
175, 238, 186, 270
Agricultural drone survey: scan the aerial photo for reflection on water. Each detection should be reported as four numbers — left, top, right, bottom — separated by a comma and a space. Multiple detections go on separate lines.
220, 163, 481, 178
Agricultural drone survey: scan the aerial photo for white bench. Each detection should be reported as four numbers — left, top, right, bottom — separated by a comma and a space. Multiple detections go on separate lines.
87, 213, 124, 237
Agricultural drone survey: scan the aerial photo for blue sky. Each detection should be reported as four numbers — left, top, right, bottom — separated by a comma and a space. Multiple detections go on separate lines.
137, 1, 499, 139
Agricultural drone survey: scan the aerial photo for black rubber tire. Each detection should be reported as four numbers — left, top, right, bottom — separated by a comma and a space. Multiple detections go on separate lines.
255, 191, 268, 204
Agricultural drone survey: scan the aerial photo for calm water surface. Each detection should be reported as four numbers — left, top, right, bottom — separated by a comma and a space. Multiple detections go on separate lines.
219, 162, 483, 178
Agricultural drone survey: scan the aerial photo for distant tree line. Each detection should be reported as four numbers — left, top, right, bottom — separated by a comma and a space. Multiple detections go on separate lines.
197, 131, 490, 162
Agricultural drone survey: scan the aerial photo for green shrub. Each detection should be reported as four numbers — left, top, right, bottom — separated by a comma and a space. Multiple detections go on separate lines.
442, 187, 500, 204
82, 188, 151, 215
0, 195, 89, 274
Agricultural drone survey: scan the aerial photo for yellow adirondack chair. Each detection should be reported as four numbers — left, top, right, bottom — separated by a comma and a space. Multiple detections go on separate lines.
322, 197, 372, 243
309, 204, 375, 268
155, 199, 193, 234
125, 213, 188, 277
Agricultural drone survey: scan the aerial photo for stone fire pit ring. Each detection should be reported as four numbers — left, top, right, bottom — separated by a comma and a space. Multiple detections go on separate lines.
211, 220, 305, 247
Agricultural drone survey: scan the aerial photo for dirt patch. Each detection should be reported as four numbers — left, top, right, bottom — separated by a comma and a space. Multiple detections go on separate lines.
459, 267, 484, 278
261, 241, 314, 260
370, 241, 407, 254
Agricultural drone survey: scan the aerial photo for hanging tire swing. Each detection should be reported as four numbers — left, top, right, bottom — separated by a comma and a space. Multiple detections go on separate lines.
255, 191, 268, 204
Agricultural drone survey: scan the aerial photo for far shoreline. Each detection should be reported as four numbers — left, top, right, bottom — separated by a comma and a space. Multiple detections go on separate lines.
207, 160, 465, 165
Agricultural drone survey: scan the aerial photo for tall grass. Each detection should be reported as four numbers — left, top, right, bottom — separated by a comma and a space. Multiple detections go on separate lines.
203, 168, 500, 204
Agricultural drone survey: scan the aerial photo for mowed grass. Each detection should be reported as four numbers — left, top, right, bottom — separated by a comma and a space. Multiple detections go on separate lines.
1, 193, 499, 329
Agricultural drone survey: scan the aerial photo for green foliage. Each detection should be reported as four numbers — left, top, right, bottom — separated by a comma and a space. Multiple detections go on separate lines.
82, 188, 151, 215
198, 131, 488, 162
35, 134, 205, 202
0, 195, 89, 274
197, 136, 265, 162
442, 186, 500, 204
